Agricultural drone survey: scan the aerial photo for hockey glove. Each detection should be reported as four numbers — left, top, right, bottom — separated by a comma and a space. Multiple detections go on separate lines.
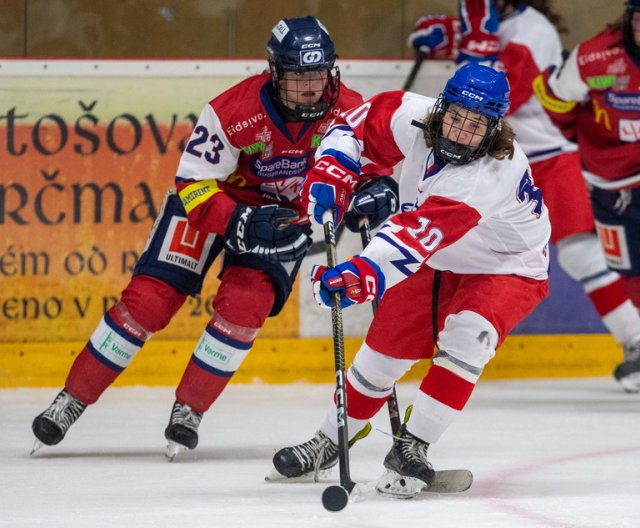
224, 204, 311, 263
344, 176, 400, 233
407, 14, 461, 61
301, 154, 360, 226
458, 0, 500, 64
311, 256, 386, 309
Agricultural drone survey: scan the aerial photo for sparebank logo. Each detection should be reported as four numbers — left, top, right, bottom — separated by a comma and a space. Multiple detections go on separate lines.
300, 50, 324, 65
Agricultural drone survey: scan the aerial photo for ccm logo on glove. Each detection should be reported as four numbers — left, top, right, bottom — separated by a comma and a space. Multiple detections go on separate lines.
315, 159, 359, 187
310, 255, 386, 309
302, 154, 360, 226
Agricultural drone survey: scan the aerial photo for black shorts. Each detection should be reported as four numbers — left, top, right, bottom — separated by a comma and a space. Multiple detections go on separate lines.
590, 186, 640, 275
133, 191, 310, 315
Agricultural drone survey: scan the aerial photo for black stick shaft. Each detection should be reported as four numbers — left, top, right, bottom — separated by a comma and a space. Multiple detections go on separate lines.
402, 50, 425, 91
358, 217, 402, 435
323, 210, 355, 493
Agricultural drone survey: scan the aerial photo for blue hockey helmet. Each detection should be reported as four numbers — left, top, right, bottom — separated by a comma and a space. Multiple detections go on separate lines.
426, 64, 511, 164
267, 16, 340, 120
443, 63, 510, 119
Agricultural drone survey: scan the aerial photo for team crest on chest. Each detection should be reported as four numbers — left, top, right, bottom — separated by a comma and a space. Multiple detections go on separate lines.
256, 126, 272, 143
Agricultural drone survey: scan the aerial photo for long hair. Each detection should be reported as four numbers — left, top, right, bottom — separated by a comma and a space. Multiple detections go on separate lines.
422, 110, 516, 161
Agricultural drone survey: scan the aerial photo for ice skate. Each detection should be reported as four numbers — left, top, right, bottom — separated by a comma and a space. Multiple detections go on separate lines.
613, 340, 640, 393
268, 430, 339, 482
267, 423, 371, 482
164, 401, 203, 461
31, 389, 87, 455
376, 425, 435, 499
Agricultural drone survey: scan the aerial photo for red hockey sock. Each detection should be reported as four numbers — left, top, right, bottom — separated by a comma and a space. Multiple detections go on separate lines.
175, 360, 233, 414
622, 277, 640, 309
342, 379, 390, 420
587, 278, 629, 317
65, 347, 121, 404
175, 266, 274, 413
420, 364, 475, 411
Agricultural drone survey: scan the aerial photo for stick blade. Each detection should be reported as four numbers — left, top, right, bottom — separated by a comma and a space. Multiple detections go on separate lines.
427, 469, 473, 493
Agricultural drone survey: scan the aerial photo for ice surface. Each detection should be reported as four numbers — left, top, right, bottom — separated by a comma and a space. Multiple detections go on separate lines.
2, 378, 639, 528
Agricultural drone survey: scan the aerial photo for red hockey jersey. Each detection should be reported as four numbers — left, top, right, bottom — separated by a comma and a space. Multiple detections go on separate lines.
534, 28, 640, 190
175, 73, 364, 234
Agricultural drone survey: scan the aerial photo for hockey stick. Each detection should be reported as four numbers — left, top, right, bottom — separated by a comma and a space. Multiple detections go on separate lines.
320, 209, 356, 512
358, 217, 402, 436
402, 50, 425, 91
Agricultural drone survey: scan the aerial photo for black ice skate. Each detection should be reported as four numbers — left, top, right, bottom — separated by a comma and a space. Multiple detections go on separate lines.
376, 425, 435, 499
270, 430, 338, 481
31, 389, 87, 455
614, 340, 640, 393
267, 423, 371, 482
164, 401, 203, 461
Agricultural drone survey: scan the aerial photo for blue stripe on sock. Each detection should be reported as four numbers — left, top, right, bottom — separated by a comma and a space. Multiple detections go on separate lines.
204, 325, 253, 350
86, 341, 125, 373
104, 311, 145, 348
192, 355, 235, 378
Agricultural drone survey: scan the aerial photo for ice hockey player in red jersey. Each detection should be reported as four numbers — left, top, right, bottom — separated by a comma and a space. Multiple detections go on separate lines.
534, 0, 640, 391
269, 63, 550, 498
409, 0, 640, 393
30, 17, 398, 460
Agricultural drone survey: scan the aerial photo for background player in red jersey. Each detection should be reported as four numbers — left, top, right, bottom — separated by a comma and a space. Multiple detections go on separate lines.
408, 0, 640, 393
30, 16, 399, 460
534, 0, 640, 391
269, 64, 550, 498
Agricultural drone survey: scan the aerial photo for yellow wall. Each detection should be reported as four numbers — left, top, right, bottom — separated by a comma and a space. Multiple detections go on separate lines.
0, 334, 623, 388
0, 0, 626, 59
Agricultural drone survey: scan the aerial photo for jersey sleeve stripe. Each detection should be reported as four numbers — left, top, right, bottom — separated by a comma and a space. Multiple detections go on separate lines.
533, 73, 577, 114
178, 179, 223, 214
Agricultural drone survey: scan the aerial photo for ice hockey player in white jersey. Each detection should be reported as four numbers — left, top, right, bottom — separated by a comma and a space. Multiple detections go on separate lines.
268, 63, 551, 498
408, 0, 640, 392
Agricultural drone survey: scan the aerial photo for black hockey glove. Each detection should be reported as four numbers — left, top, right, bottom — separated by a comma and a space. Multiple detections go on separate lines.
343, 176, 400, 233
224, 204, 312, 263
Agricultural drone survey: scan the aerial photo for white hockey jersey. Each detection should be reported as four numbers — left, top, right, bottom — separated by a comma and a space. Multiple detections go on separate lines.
319, 91, 550, 290
497, 5, 576, 162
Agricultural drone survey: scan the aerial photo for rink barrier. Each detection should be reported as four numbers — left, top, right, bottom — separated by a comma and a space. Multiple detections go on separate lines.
0, 334, 621, 388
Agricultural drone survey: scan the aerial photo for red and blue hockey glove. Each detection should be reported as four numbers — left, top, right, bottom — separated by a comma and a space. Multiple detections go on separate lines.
344, 176, 400, 233
224, 204, 311, 262
311, 256, 386, 309
458, 0, 500, 64
301, 153, 360, 226
407, 14, 461, 61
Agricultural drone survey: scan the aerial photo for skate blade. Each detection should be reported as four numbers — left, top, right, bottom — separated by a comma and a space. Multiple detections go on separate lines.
30, 439, 45, 456
165, 441, 188, 462
618, 373, 640, 393
375, 469, 427, 499
374, 468, 473, 498
429, 469, 473, 493
264, 466, 334, 483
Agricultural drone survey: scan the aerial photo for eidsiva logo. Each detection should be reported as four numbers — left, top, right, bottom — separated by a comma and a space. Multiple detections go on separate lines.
300, 49, 324, 65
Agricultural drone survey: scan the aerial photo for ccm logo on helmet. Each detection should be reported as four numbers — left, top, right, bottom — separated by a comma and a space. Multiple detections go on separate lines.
300, 50, 325, 65
461, 90, 484, 101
